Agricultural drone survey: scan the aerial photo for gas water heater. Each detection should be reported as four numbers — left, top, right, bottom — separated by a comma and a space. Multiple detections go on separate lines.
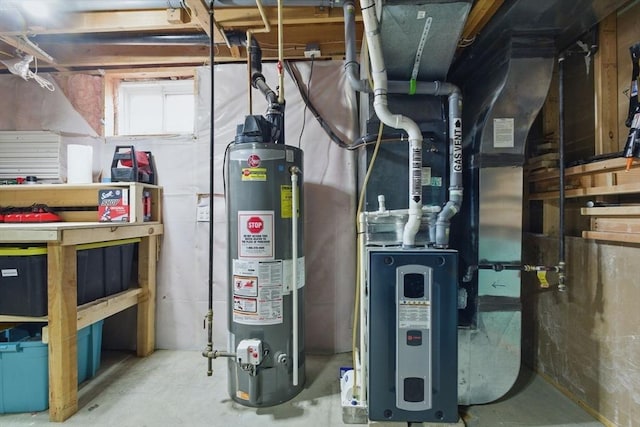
224, 115, 305, 406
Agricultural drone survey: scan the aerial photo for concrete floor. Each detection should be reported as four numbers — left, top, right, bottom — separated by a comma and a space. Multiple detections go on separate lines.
0, 351, 602, 427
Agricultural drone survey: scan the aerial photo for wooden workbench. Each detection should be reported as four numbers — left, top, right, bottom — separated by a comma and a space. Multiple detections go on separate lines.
0, 221, 163, 421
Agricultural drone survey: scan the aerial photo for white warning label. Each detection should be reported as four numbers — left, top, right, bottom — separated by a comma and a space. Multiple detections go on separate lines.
238, 211, 274, 259
398, 301, 431, 329
493, 118, 515, 148
232, 259, 283, 325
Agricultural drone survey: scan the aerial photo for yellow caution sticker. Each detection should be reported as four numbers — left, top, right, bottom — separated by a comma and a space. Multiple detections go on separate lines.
281, 185, 292, 218
537, 271, 550, 288
241, 167, 267, 181
236, 390, 250, 401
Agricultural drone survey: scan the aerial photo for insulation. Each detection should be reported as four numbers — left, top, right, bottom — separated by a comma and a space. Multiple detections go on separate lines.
100, 62, 357, 353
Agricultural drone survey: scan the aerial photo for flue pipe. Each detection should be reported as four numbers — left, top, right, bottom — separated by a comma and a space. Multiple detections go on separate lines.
359, 0, 423, 247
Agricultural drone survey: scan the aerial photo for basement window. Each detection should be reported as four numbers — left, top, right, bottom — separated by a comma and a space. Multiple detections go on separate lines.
116, 79, 195, 136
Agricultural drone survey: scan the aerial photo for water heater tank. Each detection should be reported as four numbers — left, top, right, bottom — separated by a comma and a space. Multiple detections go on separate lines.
225, 119, 305, 406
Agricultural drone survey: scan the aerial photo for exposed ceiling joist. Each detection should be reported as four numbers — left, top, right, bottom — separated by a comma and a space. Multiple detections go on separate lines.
460, 0, 505, 42
0, 10, 200, 36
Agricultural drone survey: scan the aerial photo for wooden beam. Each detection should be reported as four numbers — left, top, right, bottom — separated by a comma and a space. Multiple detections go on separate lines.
137, 235, 158, 357
594, 13, 618, 155
460, 0, 504, 42
77, 288, 143, 331
47, 243, 78, 422
0, 10, 200, 36
35, 44, 209, 68
60, 224, 163, 246
581, 206, 640, 216
40, 288, 144, 343
591, 217, 640, 233
214, 6, 350, 27
582, 230, 640, 244
103, 67, 197, 79
185, 0, 213, 38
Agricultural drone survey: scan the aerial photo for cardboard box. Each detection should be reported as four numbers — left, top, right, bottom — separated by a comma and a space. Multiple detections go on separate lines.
98, 188, 129, 222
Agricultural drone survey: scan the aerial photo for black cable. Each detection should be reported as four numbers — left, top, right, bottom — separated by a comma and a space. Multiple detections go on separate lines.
298, 55, 314, 148
284, 60, 351, 149
206, 1, 215, 375
222, 141, 233, 196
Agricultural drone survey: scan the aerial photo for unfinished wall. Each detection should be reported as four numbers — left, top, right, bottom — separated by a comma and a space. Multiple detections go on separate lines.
54, 74, 104, 136
0, 74, 97, 136
1, 61, 356, 355
522, 5, 640, 426
616, 2, 640, 149
523, 235, 640, 427
100, 62, 357, 354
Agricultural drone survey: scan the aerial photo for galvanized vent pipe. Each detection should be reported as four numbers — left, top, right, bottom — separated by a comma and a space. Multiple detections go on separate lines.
359, 0, 423, 247
344, 1, 462, 248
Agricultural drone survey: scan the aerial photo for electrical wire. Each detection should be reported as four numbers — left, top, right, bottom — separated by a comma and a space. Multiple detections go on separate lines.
284, 60, 351, 149
351, 120, 384, 400
297, 55, 314, 148
222, 141, 233, 197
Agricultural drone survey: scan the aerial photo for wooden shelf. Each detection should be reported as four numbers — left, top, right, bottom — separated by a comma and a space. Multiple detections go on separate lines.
580, 205, 640, 243
0, 221, 162, 245
529, 157, 640, 200
528, 158, 640, 244
582, 231, 640, 244
0, 182, 162, 223
0, 188, 163, 422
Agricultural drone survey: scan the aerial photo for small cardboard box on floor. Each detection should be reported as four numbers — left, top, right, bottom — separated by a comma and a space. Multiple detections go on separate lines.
98, 188, 129, 222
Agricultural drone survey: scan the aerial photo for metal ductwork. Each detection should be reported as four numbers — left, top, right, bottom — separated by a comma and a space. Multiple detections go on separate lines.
352, 0, 633, 419
377, 1, 472, 81
447, 0, 631, 405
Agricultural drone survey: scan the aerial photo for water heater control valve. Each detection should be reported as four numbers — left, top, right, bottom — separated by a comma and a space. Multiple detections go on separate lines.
236, 339, 263, 366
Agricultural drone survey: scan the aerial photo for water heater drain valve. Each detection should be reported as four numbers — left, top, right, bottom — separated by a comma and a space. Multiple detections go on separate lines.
236, 339, 263, 367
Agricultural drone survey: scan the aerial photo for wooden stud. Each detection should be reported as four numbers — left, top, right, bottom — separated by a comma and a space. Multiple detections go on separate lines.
47, 243, 78, 422
593, 13, 618, 155
137, 235, 158, 357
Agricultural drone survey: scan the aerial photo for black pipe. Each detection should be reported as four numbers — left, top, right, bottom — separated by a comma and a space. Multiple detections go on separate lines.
226, 30, 285, 144
558, 55, 566, 292
206, 0, 215, 376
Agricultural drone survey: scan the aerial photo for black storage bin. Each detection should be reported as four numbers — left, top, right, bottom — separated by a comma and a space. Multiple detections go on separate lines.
0, 247, 48, 316
77, 238, 139, 305
0, 239, 138, 314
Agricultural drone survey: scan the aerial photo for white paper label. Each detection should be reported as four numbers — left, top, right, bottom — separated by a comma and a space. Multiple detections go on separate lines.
493, 118, 514, 148
282, 257, 306, 294
421, 167, 431, 186
1, 268, 18, 277
232, 259, 283, 325
238, 211, 274, 259
398, 301, 431, 329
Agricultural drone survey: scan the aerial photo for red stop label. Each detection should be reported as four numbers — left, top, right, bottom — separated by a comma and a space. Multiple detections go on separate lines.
247, 216, 264, 234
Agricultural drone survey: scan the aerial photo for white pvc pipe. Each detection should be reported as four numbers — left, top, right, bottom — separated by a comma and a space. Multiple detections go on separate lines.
291, 167, 300, 386
358, 212, 367, 402
359, 0, 423, 247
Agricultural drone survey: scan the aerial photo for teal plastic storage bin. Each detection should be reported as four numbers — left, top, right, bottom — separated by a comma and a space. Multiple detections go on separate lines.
0, 320, 103, 414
